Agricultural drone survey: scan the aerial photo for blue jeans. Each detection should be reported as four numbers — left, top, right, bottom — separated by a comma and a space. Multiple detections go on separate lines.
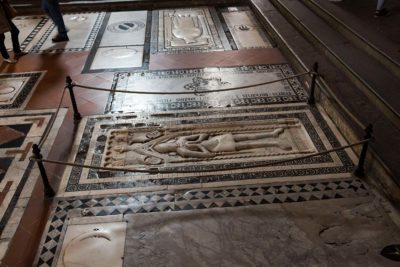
377, 0, 385, 10
0, 17, 21, 59
42, 0, 67, 35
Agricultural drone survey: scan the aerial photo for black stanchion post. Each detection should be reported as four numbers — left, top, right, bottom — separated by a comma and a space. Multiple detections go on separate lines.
32, 144, 55, 198
354, 124, 373, 178
66, 76, 82, 121
308, 62, 319, 105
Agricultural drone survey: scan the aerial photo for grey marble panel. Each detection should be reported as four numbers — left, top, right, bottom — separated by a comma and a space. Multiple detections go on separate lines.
222, 7, 273, 49
123, 200, 400, 267
35, 177, 371, 267
107, 64, 307, 113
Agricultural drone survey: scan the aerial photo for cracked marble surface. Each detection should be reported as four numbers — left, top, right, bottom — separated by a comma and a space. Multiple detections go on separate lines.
123, 198, 400, 267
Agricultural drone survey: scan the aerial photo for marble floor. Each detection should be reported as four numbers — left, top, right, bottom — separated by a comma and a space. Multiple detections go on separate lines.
1, 5, 400, 267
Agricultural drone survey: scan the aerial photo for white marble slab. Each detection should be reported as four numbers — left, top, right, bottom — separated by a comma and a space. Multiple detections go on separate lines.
90, 46, 144, 70
99, 11, 147, 47
222, 9, 272, 49
56, 222, 126, 267
27, 13, 105, 53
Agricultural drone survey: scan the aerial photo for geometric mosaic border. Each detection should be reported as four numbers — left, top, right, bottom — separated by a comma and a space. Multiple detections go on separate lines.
35, 177, 369, 266
30, 12, 105, 54
60, 104, 356, 196
0, 72, 45, 110
12, 16, 48, 51
0, 109, 67, 264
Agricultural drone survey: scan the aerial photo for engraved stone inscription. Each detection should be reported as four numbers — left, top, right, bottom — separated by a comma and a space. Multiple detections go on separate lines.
155, 8, 229, 53
102, 119, 316, 169
222, 9, 272, 49
166, 10, 213, 48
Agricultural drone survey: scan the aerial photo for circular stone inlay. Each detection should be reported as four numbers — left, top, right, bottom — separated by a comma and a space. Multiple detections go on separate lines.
0, 86, 16, 95
102, 48, 138, 59
107, 21, 145, 33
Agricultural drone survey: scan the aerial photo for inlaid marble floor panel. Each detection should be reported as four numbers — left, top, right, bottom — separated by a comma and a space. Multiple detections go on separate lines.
220, 6, 273, 49
0, 109, 67, 263
56, 221, 126, 267
89, 46, 144, 71
0, 72, 45, 111
4, 16, 47, 52
151, 7, 231, 54
106, 64, 307, 113
57, 104, 357, 197
36, 177, 400, 267
27, 12, 105, 53
83, 11, 150, 73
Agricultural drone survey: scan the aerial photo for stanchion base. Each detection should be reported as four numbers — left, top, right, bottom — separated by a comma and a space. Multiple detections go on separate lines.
44, 188, 56, 199
354, 168, 365, 178
74, 113, 82, 121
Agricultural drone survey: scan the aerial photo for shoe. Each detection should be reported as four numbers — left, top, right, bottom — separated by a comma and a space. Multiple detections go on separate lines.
374, 8, 388, 17
14, 51, 28, 59
52, 34, 69, 43
3, 58, 17, 64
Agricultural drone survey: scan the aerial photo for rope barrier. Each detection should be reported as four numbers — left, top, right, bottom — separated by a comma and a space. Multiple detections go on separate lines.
30, 138, 370, 174
38, 86, 67, 149
73, 71, 311, 95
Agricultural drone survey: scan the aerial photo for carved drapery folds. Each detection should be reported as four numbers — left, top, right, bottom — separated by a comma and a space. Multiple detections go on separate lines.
102, 118, 316, 168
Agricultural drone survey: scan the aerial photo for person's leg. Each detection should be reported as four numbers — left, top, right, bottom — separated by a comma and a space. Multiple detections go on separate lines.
8, 19, 21, 53
6, 18, 28, 58
0, 34, 10, 59
375, 0, 388, 17
0, 33, 17, 63
45, 0, 68, 36
376, 0, 385, 10
42, 0, 56, 23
